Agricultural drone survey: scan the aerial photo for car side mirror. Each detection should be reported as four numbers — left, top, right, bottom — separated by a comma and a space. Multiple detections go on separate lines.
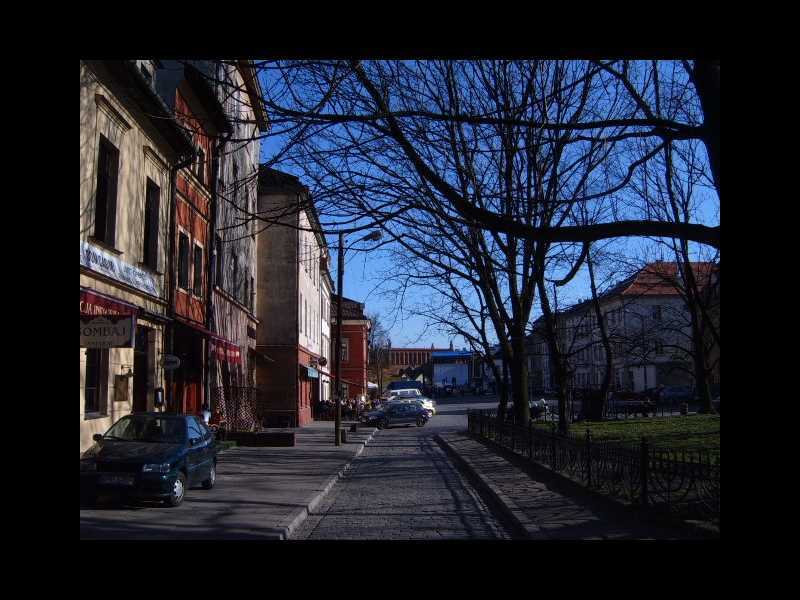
93, 433, 103, 443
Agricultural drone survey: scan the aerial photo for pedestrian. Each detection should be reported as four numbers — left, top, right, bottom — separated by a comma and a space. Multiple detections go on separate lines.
201, 401, 211, 425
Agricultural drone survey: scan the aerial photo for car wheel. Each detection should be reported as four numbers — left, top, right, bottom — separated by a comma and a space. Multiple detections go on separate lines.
201, 462, 216, 490
377, 420, 385, 430
166, 472, 186, 507
416, 418, 425, 427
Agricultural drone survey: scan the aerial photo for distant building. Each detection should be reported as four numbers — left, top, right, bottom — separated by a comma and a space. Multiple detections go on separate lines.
386, 346, 449, 378
431, 350, 474, 388
255, 167, 330, 427
527, 261, 718, 394
331, 295, 371, 404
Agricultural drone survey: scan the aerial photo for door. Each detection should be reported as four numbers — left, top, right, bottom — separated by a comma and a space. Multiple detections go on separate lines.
186, 418, 206, 485
132, 326, 151, 413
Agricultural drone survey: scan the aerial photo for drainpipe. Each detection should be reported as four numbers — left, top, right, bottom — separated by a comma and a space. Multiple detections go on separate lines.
206, 128, 233, 418
166, 150, 196, 413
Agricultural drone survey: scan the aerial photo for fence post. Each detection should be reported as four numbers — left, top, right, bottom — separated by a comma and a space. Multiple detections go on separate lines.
550, 422, 556, 467
586, 429, 592, 487
640, 436, 649, 507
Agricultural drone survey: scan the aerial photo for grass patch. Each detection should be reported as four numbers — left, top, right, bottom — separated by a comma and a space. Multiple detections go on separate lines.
533, 415, 719, 457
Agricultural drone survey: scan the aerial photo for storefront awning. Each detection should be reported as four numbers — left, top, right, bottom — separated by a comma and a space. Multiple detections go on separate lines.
210, 337, 241, 364
80, 288, 138, 317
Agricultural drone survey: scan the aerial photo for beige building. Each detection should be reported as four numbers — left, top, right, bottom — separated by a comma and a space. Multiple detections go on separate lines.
80, 61, 194, 452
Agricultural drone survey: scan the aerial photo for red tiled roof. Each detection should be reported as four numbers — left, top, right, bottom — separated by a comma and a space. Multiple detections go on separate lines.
619, 261, 717, 296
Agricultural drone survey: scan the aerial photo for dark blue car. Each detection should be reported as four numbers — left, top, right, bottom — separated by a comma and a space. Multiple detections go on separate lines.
80, 413, 217, 507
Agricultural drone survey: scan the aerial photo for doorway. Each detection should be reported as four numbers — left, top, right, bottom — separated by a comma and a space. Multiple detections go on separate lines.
132, 325, 152, 413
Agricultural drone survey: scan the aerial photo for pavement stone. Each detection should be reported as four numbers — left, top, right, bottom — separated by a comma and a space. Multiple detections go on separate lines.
436, 432, 714, 540
80, 421, 377, 540
290, 425, 511, 540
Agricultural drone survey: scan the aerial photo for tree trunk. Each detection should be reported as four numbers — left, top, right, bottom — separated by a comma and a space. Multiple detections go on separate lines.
510, 331, 531, 423
587, 251, 613, 419
536, 276, 570, 435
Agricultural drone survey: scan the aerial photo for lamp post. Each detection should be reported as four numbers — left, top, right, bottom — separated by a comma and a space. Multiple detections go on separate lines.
334, 229, 382, 445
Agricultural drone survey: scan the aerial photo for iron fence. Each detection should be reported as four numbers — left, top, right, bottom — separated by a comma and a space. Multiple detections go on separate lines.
468, 409, 719, 523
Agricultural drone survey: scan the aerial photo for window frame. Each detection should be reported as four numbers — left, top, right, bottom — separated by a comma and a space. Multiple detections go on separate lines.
192, 242, 203, 297
93, 134, 120, 247
177, 231, 190, 291
84, 348, 109, 418
142, 178, 160, 271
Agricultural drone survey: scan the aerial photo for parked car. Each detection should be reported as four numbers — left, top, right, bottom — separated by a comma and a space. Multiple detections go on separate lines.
498, 398, 549, 422
389, 388, 423, 399
415, 396, 437, 416
386, 380, 424, 393
80, 413, 217, 507
360, 404, 389, 426
376, 402, 430, 429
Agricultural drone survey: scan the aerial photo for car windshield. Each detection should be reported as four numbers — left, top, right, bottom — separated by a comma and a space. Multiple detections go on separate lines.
104, 416, 186, 444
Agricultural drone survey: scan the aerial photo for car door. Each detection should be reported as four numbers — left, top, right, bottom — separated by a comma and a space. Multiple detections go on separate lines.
386, 406, 402, 427
186, 418, 206, 485
192, 416, 214, 480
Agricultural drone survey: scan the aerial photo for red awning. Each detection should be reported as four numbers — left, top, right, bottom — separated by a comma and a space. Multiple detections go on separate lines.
80, 288, 138, 317
209, 338, 241, 364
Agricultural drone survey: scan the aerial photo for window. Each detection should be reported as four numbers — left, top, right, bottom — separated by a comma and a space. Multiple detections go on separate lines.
215, 235, 223, 288
193, 244, 203, 296
232, 253, 239, 298
250, 276, 255, 311
178, 232, 190, 290
243, 276, 249, 309
196, 147, 205, 186
188, 419, 203, 444
341, 338, 349, 362
84, 348, 109, 416
143, 178, 160, 270
93, 135, 119, 245
299, 293, 304, 333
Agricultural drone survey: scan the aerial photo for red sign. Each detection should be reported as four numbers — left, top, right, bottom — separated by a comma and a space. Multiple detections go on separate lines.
209, 338, 241, 364
80, 289, 138, 317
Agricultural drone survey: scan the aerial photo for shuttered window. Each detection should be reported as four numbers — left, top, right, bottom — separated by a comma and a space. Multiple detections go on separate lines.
93, 135, 119, 245
178, 233, 189, 290
143, 178, 160, 270
193, 244, 203, 296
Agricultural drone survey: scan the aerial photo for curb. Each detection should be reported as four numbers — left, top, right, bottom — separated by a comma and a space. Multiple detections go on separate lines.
280, 428, 377, 540
434, 433, 541, 540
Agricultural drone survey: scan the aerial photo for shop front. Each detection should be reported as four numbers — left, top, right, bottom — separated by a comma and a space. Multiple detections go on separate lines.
80, 286, 167, 453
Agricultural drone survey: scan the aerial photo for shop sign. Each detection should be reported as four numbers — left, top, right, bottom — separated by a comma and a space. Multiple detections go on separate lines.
80, 289, 138, 316
80, 315, 135, 348
80, 240, 160, 297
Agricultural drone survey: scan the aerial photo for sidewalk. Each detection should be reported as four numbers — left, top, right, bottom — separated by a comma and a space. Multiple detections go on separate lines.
436, 432, 716, 540
80, 421, 377, 540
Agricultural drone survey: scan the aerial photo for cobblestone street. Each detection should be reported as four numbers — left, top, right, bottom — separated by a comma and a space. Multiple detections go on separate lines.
292, 414, 511, 540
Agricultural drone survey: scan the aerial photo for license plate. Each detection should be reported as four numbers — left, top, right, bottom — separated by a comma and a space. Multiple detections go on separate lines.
99, 474, 135, 486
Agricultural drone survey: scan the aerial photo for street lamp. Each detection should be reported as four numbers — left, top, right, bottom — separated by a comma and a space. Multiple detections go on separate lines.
334, 229, 382, 445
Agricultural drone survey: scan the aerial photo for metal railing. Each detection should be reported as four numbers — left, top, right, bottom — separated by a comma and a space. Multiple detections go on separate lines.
468, 409, 720, 524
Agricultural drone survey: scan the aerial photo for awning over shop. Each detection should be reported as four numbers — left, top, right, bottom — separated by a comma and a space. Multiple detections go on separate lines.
209, 337, 242, 364
80, 288, 138, 317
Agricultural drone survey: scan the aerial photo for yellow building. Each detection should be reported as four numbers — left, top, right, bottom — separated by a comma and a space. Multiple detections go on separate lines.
80, 61, 194, 452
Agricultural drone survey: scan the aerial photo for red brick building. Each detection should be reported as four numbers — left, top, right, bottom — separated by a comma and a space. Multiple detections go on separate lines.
156, 63, 232, 416
331, 295, 371, 403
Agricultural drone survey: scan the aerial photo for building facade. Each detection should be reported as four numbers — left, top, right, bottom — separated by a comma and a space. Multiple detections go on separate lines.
208, 61, 268, 407
255, 167, 330, 427
154, 61, 231, 417
80, 60, 194, 452
528, 262, 714, 395
331, 295, 371, 404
